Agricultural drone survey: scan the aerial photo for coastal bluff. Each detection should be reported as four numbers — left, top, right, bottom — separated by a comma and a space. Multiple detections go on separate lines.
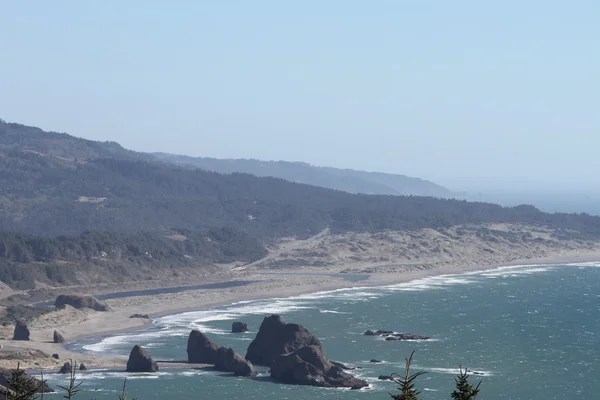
55, 295, 110, 312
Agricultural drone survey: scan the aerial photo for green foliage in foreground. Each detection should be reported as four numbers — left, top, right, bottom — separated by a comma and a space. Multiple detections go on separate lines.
3, 352, 481, 399
389, 351, 481, 400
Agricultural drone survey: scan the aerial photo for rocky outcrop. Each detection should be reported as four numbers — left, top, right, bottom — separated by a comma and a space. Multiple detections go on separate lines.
130, 314, 150, 319
187, 330, 221, 364
55, 295, 110, 312
0, 368, 54, 393
186, 331, 256, 377
232, 322, 248, 333
215, 347, 257, 377
384, 334, 430, 341
364, 330, 393, 336
331, 361, 360, 370
53, 330, 65, 344
52, 354, 60, 360
79, 363, 87, 371
270, 345, 368, 389
364, 329, 430, 341
58, 362, 72, 374
126, 345, 158, 372
12, 321, 30, 341
378, 375, 393, 381
370, 359, 382, 363
246, 315, 321, 366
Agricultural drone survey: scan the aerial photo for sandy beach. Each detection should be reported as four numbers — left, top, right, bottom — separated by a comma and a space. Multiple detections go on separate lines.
1, 242, 600, 372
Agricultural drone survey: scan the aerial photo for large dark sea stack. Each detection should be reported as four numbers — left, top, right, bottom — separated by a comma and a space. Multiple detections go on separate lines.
245, 315, 321, 366
53, 330, 65, 344
12, 321, 30, 341
232, 322, 248, 333
187, 330, 221, 364
126, 345, 158, 372
270, 345, 368, 389
215, 347, 257, 377
55, 295, 110, 312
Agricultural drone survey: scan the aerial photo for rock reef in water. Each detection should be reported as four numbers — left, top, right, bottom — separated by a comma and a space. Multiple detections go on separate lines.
364, 329, 430, 341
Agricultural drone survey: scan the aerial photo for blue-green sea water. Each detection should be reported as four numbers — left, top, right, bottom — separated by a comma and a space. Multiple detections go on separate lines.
45, 263, 600, 400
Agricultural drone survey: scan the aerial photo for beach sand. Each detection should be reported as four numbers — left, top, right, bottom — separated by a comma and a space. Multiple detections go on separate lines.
1, 246, 599, 372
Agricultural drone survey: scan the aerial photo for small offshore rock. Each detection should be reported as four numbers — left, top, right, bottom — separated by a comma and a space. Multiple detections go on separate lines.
365, 329, 430, 341
231, 322, 248, 333
58, 362, 72, 374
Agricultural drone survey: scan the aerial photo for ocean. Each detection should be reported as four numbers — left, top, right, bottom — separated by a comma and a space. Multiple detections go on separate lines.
44, 263, 600, 400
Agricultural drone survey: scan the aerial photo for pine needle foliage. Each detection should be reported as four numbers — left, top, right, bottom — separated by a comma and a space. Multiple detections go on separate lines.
389, 350, 427, 400
117, 379, 136, 400
56, 360, 83, 400
4, 363, 46, 400
451, 366, 481, 400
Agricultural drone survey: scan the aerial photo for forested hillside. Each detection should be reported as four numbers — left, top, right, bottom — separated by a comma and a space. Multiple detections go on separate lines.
2, 120, 600, 239
0, 229, 266, 289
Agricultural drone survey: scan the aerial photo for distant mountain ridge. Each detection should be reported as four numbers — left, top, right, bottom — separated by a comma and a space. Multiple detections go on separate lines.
152, 153, 455, 198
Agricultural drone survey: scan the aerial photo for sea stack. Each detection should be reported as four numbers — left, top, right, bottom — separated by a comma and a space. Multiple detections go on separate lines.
126, 345, 158, 372
215, 347, 257, 377
53, 330, 65, 344
12, 321, 30, 341
187, 330, 221, 364
245, 314, 321, 366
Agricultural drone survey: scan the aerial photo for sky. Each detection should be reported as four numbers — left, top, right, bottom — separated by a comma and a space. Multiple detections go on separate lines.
1, 1, 599, 191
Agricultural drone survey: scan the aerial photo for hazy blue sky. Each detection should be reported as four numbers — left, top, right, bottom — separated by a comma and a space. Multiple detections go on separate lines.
1, 1, 599, 189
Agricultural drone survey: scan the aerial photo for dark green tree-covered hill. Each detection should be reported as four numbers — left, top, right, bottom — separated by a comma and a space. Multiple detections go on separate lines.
2, 119, 600, 240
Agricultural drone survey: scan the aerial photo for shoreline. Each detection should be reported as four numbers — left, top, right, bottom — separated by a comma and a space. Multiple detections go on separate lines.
2, 251, 600, 371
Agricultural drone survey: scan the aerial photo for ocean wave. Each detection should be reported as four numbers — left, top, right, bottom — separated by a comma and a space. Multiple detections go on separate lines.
157, 300, 313, 329
319, 309, 350, 314
52, 370, 173, 381
83, 335, 130, 353
419, 367, 493, 376
383, 275, 477, 292
481, 266, 553, 278
565, 261, 600, 267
